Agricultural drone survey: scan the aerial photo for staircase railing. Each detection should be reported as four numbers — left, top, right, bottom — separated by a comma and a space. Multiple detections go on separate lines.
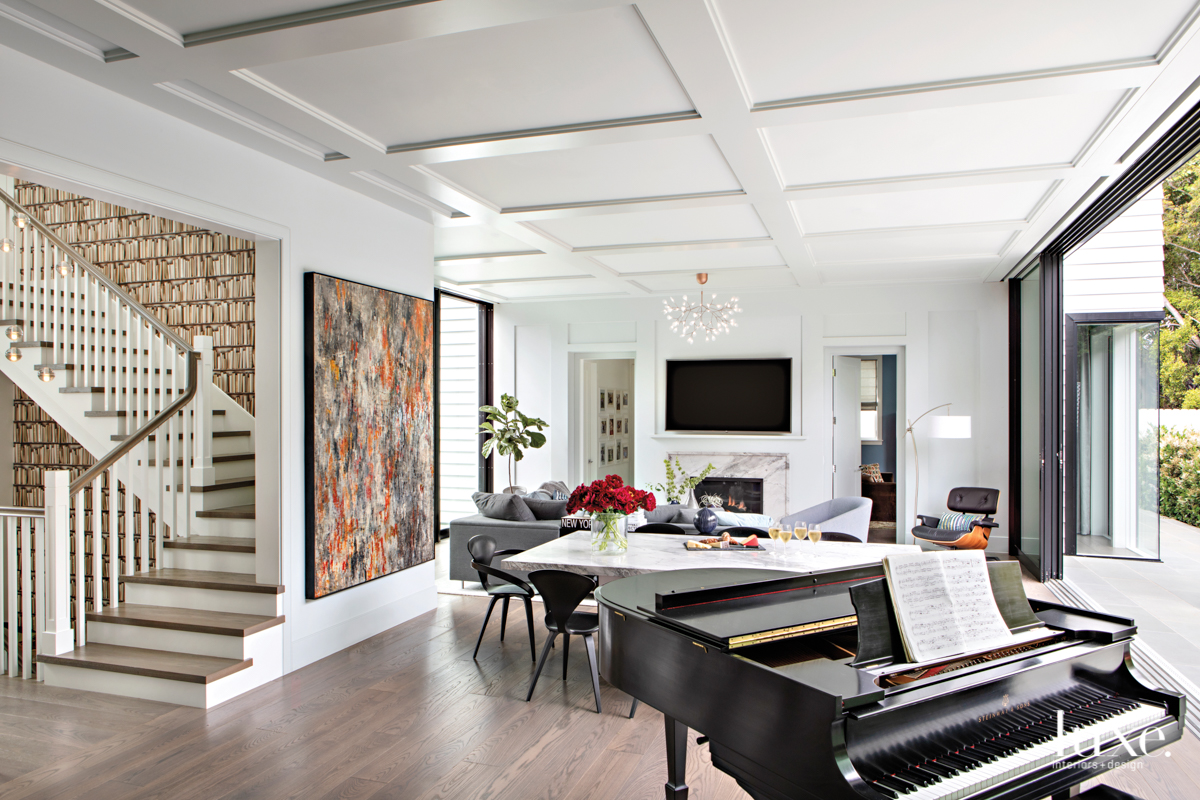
0, 187, 213, 669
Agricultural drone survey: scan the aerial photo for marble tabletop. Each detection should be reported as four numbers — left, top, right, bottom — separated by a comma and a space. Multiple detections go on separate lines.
502, 531, 921, 579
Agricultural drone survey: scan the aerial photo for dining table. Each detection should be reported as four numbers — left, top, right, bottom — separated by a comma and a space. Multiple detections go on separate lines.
501, 530, 921, 584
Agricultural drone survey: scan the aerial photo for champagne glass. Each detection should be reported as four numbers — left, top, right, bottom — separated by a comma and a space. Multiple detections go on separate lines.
795, 521, 807, 544
778, 524, 794, 561
809, 523, 822, 544
767, 524, 782, 558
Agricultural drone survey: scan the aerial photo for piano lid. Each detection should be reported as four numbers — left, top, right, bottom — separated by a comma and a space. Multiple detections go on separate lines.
611, 565, 886, 649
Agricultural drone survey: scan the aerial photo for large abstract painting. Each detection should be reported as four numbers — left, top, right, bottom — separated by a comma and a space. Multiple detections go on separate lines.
305, 272, 434, 599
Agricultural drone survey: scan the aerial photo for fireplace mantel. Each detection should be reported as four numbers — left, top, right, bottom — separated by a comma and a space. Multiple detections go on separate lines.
667, 452, 789, 521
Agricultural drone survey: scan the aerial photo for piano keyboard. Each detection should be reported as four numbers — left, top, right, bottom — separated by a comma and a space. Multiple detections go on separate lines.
861, 686, 1168, 800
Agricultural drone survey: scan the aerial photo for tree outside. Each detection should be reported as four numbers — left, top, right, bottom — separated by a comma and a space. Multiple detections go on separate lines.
1162, 154, 1200, 408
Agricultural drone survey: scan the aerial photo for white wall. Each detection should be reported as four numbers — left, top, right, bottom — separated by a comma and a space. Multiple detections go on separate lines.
496, 281, 1010, 550
0, 44, 437, 672
1065, 186, 1165, 314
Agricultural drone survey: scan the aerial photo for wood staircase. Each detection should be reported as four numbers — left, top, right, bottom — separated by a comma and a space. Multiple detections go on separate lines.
0, 184, 283, 708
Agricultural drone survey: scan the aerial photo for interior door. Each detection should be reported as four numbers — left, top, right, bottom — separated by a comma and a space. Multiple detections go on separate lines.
833, 356, 862, 498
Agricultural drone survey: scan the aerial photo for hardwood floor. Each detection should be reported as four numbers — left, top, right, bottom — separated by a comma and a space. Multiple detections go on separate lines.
0, 593, 1196, 800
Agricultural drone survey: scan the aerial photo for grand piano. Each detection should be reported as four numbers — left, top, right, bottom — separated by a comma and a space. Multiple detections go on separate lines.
596, 565, 1184, 800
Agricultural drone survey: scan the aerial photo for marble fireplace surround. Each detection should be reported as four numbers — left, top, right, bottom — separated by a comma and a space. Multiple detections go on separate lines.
669, 452, 789, 522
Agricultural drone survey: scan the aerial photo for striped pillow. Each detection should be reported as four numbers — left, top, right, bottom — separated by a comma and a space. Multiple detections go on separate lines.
937, 512, 984, 531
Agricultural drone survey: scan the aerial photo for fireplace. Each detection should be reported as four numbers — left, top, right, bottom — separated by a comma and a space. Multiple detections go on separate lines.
696, 477, 764, 514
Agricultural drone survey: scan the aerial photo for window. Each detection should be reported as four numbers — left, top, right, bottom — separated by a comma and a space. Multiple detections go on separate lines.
860, 357, 882, 444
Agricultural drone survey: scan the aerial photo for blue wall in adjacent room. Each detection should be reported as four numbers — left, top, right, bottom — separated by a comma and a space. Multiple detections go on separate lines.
861, 354, 897, 475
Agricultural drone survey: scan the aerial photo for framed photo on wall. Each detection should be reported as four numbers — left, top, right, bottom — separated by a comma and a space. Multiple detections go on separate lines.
608, 390, 614, 406
600, 443, 606, 464
600, 389, 606, 409
608, 446, 614, 463
623, 445, 629, 460
304, 272, 434, 599
609, 416, 615, 436
623, 392, 629, 407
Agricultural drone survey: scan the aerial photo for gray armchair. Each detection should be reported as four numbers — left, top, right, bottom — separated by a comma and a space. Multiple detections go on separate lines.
779, 497, 873, 542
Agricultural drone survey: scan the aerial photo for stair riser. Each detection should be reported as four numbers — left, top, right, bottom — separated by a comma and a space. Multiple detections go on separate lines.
124, 583, 282, 616
149, 459, 255, 482
164, 548, 255, 574
41, 627, 282, 709
87, 621, 249, 659
171, 485, 256, 510
191, 517, 256, 539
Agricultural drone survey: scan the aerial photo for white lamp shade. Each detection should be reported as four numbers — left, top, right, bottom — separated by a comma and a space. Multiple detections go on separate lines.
928, 415, 971, 439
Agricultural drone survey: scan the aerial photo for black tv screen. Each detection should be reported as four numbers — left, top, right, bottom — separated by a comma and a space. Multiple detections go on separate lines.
665, 358, 792, 433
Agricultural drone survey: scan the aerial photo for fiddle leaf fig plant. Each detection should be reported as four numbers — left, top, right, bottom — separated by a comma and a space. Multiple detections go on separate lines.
479, 393, 548, 490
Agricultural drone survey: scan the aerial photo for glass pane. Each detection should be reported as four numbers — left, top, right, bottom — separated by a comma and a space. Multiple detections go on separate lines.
1074, 322, 1160, 559
860, 358, 877, 404
861, 409, 878, 441
1019, 266, 1042, 562
438, 295, 481, 525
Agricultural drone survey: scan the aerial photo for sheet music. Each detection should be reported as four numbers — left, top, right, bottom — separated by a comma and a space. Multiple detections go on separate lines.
883, 550, 1018, 663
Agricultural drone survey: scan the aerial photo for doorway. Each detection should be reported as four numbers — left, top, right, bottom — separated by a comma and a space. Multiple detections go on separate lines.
580, 358, 635, 485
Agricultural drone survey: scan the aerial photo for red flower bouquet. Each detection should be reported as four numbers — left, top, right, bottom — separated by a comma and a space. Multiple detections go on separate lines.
566, 475, 654, 553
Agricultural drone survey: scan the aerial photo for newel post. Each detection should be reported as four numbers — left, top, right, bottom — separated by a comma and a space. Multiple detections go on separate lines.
40, 470, 74, 659
191, 336, 216, 485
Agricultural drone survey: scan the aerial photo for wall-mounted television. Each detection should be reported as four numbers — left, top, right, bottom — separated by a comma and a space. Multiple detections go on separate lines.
665, 358, 792, 434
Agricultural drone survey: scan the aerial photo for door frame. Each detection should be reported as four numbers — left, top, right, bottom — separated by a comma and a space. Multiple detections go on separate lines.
569, 351, 636, 488
1064, 310, 1165, 559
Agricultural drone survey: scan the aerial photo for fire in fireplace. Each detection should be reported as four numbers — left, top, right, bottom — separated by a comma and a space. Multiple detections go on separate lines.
695, 477, 764, 514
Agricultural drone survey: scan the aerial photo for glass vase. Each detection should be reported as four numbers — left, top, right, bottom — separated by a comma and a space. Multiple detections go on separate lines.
591, 511, 628, 553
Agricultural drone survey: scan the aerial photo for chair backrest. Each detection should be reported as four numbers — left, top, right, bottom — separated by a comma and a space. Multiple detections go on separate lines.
819, 531, 862, 543
946, 487, 999, 516
528, 570, 597, 631
634, 522, 685, 534
723, 526, 767, 537
467, 534, 529, 592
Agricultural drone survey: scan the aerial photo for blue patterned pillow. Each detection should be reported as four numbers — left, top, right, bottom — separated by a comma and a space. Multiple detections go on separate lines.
937, 512, 984, 531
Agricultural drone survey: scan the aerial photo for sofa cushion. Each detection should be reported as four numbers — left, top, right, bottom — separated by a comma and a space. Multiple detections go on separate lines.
713, 510, 773, 528
673, 507, 698, 524
473, 492, 536, 522
645, 506, 679, 524
524, 498, 568, 520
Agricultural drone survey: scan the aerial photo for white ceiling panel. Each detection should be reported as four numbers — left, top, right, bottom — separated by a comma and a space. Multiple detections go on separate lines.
595, 244, 784, 274
808, 230, 1015, 264
820, 259, 992, 284
638, 267, 795, 292
764, 90, 1126, 188
712, 0, 1196, 104
248, 5, 692, 147
531, 203, 768, 248
107, 0, 352, 34
793, 181, 1054, 233
423, 135, 741, 210
434, 225, 539, 258
437, 254, 579, 284
485, 278, 620, 300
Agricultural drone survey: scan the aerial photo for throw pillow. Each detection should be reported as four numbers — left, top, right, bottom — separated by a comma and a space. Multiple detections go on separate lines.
861, 463, 884, 484
472, 492, 536, 522
644, 506, 679, 524
538, 480, 571, 499
526, 490, 552, 500
937, 511, 984, 531
524, 498, 569, 521
713, 510, 774, 528
673, 507, 699, 524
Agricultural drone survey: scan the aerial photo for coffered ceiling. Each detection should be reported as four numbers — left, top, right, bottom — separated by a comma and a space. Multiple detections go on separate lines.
4, 0, 1200, 302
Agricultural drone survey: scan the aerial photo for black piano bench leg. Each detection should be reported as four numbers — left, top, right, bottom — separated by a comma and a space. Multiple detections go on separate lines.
664, 715, 689, 800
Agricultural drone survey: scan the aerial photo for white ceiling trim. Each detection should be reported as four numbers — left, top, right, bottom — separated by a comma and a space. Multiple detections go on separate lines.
232, 68, 388, 153
351, 169, 464, 218
802, 220, 1030, 240
93, 0, 183, 46
435, 250, 544, 263
498, 189, 747, 215
570, 236, 774, 254
0, 0, 134, 62
781, 164, 1077, 196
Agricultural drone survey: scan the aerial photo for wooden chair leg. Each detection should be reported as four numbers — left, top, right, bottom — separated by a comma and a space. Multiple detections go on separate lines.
526, 632, 557, 702
499, 596, 510, 641
562, 631, 571, 680
473, 595, 500, 660
523, 596, 536, 662
629, 698, 639, 719
584, 633, 602, 714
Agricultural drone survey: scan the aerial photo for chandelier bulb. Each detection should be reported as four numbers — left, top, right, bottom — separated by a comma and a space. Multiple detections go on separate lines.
0, 238, 12, 253
38, 366, 54, 382
13, 214, 28, 229
5, 346, 19, 362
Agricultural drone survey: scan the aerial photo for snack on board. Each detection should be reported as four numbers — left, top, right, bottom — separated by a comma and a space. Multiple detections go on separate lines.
685, 540, 712, 550
740, 534, 759, 547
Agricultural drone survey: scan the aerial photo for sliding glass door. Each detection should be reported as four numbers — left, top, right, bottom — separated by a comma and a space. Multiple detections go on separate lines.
1067, 316, 1160, 560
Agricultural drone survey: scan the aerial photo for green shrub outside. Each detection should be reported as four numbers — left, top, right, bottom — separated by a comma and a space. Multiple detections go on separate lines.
1161, 425, 1200, 526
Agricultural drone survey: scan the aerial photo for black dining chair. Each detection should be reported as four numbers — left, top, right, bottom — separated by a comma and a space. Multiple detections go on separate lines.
815, 531, 861, 543
634, 522, 685, 534
525, 569, 604, 713
468, 535, 537, 662
722, 526, 768, 538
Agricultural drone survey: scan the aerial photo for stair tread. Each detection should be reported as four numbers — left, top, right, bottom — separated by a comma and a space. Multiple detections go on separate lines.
147, 453, 255, 466
196, 504, 255, 520
86, 604, 282, 637
36, 643, 252, 684
165, 535, 255, 553
175, 477, 255, 493
114, 430, 250, 441
123, 569, 283, 594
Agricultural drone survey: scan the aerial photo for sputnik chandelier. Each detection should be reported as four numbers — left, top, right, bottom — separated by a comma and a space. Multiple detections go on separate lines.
662, 272, 741, 344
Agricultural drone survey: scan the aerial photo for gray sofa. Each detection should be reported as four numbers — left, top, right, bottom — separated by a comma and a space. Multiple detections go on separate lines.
446, 508, 746, 583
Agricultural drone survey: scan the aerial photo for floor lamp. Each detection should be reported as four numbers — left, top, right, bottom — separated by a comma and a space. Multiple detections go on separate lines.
906, 403, 972, 530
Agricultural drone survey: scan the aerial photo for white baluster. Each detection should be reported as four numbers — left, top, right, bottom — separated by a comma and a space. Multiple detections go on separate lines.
91, 476, 101, 611
74, 488, 85, 646
107, 467, 118, 604
41, 470, 74, 658
20, 515, 30, 679
2, 517, 10, 676
192, 335, 215, 485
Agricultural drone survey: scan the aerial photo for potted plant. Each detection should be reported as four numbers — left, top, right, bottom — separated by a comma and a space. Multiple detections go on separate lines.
648, 458, 715, 506
566, 474, 656, 553
479, 393, 548, 493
